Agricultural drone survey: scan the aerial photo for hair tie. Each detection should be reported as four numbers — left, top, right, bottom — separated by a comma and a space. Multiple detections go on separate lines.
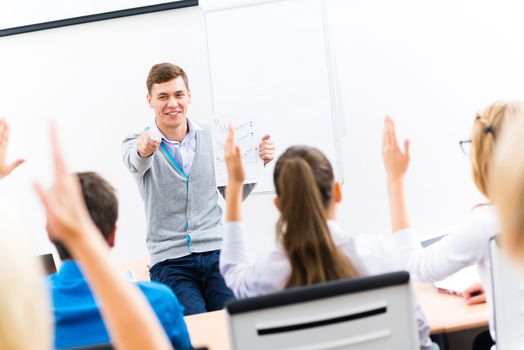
484, 126, 494, 135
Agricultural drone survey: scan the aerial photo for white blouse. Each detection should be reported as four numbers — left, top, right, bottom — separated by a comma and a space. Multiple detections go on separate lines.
220, 220, 433, 349
393, 205, 499, 338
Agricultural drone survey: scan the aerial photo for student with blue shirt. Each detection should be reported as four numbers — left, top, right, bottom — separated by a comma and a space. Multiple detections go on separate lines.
47, 171, 191, 349
122, 63, 275, 315
0, 120, 172, 350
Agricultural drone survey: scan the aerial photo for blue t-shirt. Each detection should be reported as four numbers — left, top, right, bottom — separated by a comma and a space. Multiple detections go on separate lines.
48, 260, 192, 349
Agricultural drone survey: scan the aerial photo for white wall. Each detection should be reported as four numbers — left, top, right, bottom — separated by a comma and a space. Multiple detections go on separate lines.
0, 6, 215, 262
327, 0, 524, 239
2, 0, 524, 264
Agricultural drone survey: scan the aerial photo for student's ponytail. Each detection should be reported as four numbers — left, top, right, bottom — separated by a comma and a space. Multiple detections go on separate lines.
274, 146, 359, 288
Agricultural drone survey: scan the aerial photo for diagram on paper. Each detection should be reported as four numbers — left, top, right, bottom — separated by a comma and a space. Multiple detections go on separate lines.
211, 118, 263, 187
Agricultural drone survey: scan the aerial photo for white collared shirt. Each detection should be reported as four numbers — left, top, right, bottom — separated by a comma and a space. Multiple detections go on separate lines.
220, 220, 433, 349
150, 117, 203, 176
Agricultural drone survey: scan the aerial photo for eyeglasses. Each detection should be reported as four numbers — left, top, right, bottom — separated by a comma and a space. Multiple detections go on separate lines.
459, 139, 472, 156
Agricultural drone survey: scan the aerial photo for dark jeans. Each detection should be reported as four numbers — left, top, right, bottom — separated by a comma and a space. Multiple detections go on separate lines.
149, 250, 235, 315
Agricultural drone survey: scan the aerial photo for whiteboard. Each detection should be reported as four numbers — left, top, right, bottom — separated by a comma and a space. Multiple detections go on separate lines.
200, 0, 346, 193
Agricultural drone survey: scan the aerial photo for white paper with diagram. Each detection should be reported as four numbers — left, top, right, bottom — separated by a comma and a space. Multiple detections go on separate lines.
211, 118, 264, 187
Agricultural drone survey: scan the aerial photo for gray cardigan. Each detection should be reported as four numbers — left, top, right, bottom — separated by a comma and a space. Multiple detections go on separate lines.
122, 124, 254, 266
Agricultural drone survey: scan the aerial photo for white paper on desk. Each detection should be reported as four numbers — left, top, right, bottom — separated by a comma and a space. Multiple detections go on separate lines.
433, 265, 480, 296
211, 117, 263, 187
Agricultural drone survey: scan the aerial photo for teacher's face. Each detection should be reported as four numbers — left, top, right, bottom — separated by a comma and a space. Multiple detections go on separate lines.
147, 76, 191, 131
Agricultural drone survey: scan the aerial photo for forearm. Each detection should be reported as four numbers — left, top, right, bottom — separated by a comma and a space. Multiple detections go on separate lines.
69, 225, 171, 350
220, 221, 258, 298
226, 183, 243, 222
387, 178, 410, 232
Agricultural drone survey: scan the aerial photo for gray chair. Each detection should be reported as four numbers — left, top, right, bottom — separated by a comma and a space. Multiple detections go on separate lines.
225, 271, 420, 350
38, 253, 56, 275
489, 236, 524, 349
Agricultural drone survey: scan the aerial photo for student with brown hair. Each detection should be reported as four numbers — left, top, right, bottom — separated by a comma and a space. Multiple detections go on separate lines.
0, 120, 173, 350
383, 101, 524, 343
47, 171, 191, 349
273, 146, 359, 288
220, 126, 435, 349
36, 125, 174, 350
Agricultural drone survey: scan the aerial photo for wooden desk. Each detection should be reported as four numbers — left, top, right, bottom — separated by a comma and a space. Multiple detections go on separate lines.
414, 282, 489, 334
117, 260, 489, 347
185, 311, 230, 350
115, 259, 151, 281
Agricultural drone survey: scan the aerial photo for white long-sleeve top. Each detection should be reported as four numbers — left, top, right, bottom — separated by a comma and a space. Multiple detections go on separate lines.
392, 205, 499, 338
220, 220, 433, 350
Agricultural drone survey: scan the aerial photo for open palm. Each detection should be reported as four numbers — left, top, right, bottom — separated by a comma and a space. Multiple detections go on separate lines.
0, 119, 24, 179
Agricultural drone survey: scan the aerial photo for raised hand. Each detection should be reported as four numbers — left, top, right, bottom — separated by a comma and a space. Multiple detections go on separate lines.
383, 116, 411, 231
34, 124, 98, 247
225, 124, 245, 186
34, 123, 172, 350
225, 125, 245, 222
258, 134, 275, 166
136, 130, 160, 158
0, 119, 24, 179
382, 116, 410, 182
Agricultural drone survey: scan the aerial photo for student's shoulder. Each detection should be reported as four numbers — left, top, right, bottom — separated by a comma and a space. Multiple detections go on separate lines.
352, 233, 394, 253
470, 204, 499, 229
45, 273, 59, 291
136, 280, 174, 295
136, 281, 182, 307
454, 204, 500, 240
351, 234, 404, 274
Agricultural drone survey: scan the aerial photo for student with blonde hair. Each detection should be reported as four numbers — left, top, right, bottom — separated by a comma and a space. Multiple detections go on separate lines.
221, 126, 436, 349
0, 219, 50, 350
383, 100, 524, 343
0, 118, 49, 350
492, 117, 524, 261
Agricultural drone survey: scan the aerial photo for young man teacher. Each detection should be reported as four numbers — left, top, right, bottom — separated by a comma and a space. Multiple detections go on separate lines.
122, 63, 275, 315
